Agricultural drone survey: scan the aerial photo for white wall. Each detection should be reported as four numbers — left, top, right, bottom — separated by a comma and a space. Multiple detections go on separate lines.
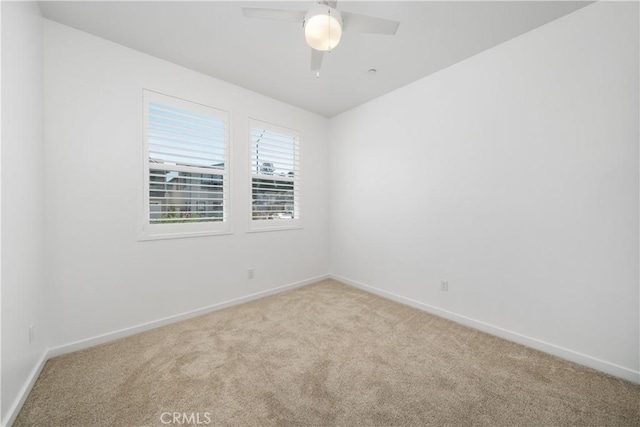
329, 2, 639, 380
1, 1, 47, 423
4, 7, 637, 425
43, 20, 329, 350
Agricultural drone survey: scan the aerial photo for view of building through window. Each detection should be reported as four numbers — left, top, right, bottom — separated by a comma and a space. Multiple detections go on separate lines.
145, 93, 228, 227
250, 121, 300, 221
149, 168, 223, 223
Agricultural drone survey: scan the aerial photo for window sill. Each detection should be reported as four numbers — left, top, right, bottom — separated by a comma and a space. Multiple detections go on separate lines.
246, 224, 302, 234
138, 229, 233, 241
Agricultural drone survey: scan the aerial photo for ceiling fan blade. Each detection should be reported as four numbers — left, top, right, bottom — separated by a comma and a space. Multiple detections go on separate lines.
342, 11, 400, 35
310, 49, 324, 71
242, 8, 306, 23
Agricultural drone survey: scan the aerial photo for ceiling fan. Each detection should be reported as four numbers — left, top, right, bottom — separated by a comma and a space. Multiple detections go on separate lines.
242, 1, 400, 72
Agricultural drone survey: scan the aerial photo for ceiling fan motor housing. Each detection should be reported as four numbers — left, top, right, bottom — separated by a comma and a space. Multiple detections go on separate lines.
304, 4, 343, 51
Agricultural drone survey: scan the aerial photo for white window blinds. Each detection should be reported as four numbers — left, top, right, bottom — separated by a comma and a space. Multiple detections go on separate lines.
249, 120, 301, 228
143, 90, 230, 238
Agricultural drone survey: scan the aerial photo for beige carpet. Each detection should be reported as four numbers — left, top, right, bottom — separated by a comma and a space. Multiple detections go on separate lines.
15, 280, 640, 426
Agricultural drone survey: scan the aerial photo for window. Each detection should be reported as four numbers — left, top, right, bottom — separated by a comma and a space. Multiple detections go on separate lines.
142, 90, 230, 239
249, 119, 301, 230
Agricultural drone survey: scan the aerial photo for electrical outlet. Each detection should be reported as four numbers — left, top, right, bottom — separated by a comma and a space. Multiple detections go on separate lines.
29, 324, 35, 344
440, 281, 449, 292
248, 269, 255, 280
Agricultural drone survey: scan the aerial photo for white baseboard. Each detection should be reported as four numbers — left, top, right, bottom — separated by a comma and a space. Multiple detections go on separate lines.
2, 350, 49, 427
5, 272, 636, 427
49, 274, 328, 358
330, 274, 640, 384
4, 275, 328, 426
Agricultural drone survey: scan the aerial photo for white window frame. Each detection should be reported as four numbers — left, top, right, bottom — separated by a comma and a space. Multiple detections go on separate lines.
248, 119, 302, 232
141, 90, 232, 240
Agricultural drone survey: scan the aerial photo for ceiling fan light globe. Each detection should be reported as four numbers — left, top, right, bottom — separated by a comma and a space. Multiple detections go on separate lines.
304, 10, 342, 51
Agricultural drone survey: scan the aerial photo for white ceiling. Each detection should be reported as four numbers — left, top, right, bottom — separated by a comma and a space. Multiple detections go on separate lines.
38, 1, 590, 117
